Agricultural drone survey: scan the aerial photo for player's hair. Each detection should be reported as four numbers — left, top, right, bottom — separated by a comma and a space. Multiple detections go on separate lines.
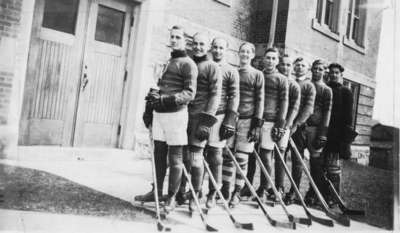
312, 59, 328, 69
329, 62, 345, 72
264, 47, 279, 56
171, 25, 185, 34
279, 54, 291, 63
211, 37, 229, 48
239, 42, 255, 53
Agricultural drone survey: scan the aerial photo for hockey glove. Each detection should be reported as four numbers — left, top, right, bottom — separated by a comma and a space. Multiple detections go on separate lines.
247, 118, 264, 143
219, 110, 238, 140
142, 100, 153, 129
271, 118, 286, 142
339, 142, 352, 160
195, 112, 218, 141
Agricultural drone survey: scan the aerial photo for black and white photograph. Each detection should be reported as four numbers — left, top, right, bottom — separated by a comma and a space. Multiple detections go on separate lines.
0, 0, 399, 232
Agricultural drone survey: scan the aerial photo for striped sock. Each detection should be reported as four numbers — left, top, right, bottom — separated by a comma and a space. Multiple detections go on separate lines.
235, 151, 249, 189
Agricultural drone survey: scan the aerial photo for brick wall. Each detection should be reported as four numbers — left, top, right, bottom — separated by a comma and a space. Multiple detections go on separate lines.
0, 0, 22, 127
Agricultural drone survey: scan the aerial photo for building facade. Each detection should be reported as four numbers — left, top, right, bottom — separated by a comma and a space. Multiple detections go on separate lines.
0, 0, 383, 164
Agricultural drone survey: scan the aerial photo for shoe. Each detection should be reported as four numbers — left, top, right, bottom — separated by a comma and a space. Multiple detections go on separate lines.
164, 195, 176, 213
266, 188, 275, 201
274, 187, 284, 202
176, 191, 190, 206
254, 187, 266, 202
206, 191, 216, 209
283, 190, 297, 205
304, 190, 318, 207
229, 189, 240, 208
134, 184, 161, 203
240, 185, 252, 197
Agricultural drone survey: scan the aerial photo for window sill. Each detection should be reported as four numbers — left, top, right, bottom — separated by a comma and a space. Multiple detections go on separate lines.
311, 18, 340, 42
343, 36, 366, 54
214, 0, 231, 7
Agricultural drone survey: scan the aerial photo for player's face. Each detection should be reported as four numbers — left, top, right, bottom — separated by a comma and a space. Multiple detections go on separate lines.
263, 51, 279, 70
238, 44, 255, 65
329, 67, 342, 83
169, 29, 186, 50
193, 34, 210, 57
293, 60, 308, 76
211, 39, 227, 61
312, 64, 325, 81
278, 57, 292, 76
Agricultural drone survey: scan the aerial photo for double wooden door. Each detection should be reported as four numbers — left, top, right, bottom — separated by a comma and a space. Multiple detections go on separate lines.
19, 0, 134, 147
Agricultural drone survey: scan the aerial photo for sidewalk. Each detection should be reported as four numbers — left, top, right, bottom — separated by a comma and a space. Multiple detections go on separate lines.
0, 146, 388, 233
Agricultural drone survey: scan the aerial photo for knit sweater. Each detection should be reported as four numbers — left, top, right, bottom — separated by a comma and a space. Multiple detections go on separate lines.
263, 69, 289, 123
237, 66, 264, 119
189, 55, 222, 116
285, 77, 301, 128
325, 81, 354, 151
293, 77, 316, 126
157, 50, 198, 112
307, 80, 332, 130
216, 61, 240, 114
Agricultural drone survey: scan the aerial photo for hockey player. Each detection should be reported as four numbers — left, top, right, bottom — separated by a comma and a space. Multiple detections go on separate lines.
303, 59, 332, 207
324, 63, 356, 206
203, 37, 240, 208
135, 25, 198, 211
178, 32, 222, 212
284, 57, 316, 205
273, 54, 301, 198
221, 42, 264, 208
252, 48, 289, 202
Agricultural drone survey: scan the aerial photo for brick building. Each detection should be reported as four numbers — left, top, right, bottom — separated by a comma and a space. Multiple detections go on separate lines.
0, 0, 384, 164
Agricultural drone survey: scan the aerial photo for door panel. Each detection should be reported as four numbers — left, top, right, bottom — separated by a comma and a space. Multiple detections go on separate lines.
19, 0, 88, 145
73, 0, 131, 147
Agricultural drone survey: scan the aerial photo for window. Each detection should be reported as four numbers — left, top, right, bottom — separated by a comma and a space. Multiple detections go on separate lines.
42, 0, 79, 34
345, 0, 366, 48
95, 5, 126, 46
343, 78, 360, 129
315, 0, 340, 34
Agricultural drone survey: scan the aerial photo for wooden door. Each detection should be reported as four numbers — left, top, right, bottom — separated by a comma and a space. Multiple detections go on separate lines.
72, 0, 132, 147
19, 0, 89, 146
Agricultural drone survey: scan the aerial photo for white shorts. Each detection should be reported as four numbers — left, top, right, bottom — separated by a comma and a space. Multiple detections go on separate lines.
277, 128, 290, 150
226, 118, 254, 153
260, 121, 275, 150
207, 114, 226, 148
152, 108, 188, 146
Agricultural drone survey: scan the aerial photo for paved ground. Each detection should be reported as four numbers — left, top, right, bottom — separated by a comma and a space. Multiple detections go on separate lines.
0, 146, 390, 233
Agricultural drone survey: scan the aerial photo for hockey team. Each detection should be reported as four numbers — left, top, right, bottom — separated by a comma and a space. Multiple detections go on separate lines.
136, 25, 357, 213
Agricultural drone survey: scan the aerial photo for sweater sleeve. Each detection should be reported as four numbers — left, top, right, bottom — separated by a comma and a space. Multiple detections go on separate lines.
227, 69, 240, 112
285, 83, 301, 128
277, 77, 289, 124
320, 86, 333, 130
204, 63, 222, 115
254, 71, 265, 119
342, 87, 354, 128
174, 61, 198, 105
294, 82, 316, 126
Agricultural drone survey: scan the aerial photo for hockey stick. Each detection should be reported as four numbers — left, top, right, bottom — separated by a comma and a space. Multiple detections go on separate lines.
273, 144, 334, 226
225, 146, 296, 229
253, 148, 310, 226
289, 139, 351, 227
203, 160, 254, 230
148, 130, 171, 232
182, 166, 218, 232
323, 174, 365, 216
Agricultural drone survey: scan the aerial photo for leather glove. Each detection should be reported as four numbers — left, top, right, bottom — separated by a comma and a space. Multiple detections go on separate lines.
195, 113, 218, 141
271, 118, 286, 142
142, 100, 153, 129
312, 136, 327, 150
247, 118, 264, 142
219, 110, 238, 140
145, 88, 161, 106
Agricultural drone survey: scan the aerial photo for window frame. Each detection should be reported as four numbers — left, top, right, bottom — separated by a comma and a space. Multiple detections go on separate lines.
343, 78, 360, 130
312, 0, 341, 41
343, 0, 367, 54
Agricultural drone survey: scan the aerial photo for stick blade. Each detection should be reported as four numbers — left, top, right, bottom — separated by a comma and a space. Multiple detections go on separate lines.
206, 224, 218, 232
235, 222, 254, 230
308, 213, 334, 227
295, 216, 312, 226
157, 221, 171, 232
326, 210, 351, 227
343, 208, 365, 216
271, 219, 296, 229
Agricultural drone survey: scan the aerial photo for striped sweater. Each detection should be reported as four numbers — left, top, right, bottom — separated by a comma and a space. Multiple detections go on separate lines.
263, 69, 289, 123
216, 61, 240, 114
307, 80, 332, 130
285, 77, 301, 128
237, 66, 264, 119
293, 76, 316, 127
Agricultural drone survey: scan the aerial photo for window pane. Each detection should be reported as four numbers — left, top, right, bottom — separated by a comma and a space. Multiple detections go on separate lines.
95, 5, 125, 46
324, 0, 333, 26
354, 0, 361, 16
316, 0, 323, 23
352, 17, 360, 41
42, 0, 79, 34
346, 12, 352, 38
